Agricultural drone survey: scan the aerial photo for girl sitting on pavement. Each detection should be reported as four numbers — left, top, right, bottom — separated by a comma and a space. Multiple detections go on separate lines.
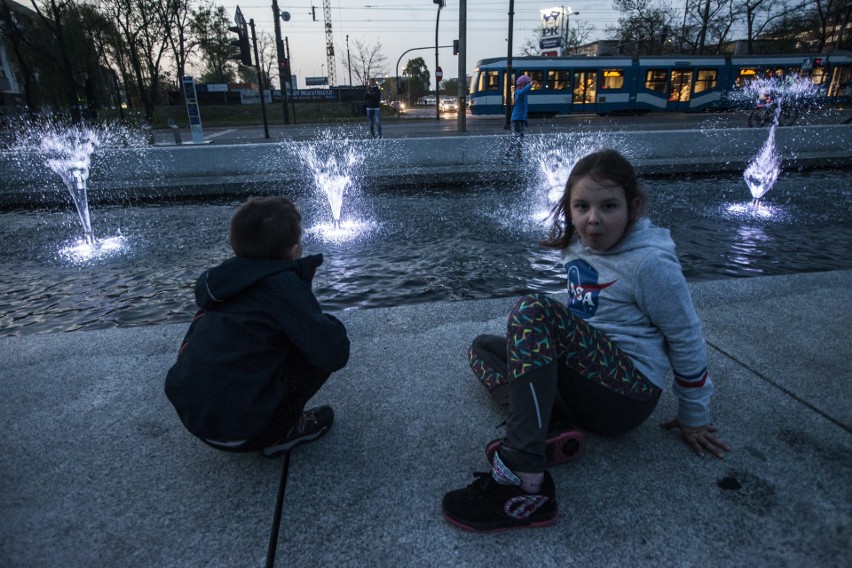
442, 149, 731, 533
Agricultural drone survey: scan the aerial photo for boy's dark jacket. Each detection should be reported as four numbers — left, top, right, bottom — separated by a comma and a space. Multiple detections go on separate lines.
165, 254, 349, 441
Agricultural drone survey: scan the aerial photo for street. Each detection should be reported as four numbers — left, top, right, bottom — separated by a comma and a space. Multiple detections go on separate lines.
152, 105, 852, 146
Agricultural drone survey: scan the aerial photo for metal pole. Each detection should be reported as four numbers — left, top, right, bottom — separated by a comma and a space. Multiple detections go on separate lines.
435, 3, 443, 120
286, 37, 297, 124
272, 0, 290, 125
504, 0, 514, 129
249, 19, 270, 139
457, 0, 467, 132
346, 35, 353, 86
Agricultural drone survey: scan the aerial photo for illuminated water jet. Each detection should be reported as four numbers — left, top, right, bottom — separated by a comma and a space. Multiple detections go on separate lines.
743, 123, 781, 204
291, 130, 366, 233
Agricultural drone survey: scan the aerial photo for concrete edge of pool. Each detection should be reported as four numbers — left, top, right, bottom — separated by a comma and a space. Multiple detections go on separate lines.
1, 269, 849, 566
0, 124, 850, 206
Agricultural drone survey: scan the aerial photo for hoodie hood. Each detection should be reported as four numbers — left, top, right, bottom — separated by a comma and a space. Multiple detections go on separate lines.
195, 254, 323, 308
594, 217, 677, 256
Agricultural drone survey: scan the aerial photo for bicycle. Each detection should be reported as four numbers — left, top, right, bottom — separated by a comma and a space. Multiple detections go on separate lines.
748, 96, 799, 127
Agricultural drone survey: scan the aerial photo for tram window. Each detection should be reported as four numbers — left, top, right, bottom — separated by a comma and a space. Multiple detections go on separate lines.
478, 70, 500, 92
469, 72, 479, 94
645, 69, 667, 92
811, 67, 827, 85
736, 68, 757, 87
518, 70, 544, 90
547, 70, 571, 90
602, 69, 624, 89
694, 69, 717, 93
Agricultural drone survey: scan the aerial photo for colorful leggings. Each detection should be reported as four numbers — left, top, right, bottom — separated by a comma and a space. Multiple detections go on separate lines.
469, 294, 661, 471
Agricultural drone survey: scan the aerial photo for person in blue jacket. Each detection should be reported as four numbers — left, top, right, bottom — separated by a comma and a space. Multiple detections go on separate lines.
507, 74, 535, 162
165, 196, 350, 457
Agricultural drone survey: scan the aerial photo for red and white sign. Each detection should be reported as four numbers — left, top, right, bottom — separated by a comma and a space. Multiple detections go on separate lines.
435, 66, 443, 80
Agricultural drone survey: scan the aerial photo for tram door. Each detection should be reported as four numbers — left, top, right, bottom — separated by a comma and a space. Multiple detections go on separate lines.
667, 69, 693, 111
573, 71, 596, 111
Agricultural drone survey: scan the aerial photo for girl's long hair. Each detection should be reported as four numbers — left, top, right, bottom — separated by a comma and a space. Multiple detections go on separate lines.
540, 149, 646, 249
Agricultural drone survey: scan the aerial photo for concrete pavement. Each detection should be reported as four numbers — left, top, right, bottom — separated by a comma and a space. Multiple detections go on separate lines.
1, 270, 850, 567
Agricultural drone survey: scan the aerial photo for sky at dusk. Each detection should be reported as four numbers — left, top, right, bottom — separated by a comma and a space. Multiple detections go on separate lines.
215, 1, 622, 87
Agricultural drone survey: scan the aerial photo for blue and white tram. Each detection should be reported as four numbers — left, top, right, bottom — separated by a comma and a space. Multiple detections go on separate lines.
468, 53, 851, 116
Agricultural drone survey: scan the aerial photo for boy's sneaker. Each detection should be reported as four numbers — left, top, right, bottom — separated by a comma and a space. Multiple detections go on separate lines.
442, 453, 558, 533
485, 429, 584, 468
262, 405, 334, 458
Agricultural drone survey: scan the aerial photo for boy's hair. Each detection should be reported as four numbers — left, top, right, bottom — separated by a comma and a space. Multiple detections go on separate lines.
229, 196, 302, 259
541, 149, 647, 249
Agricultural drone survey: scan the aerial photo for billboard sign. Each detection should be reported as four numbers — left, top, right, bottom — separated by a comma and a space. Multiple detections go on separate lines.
540, 7, 564, 40
305, 76, 328, 86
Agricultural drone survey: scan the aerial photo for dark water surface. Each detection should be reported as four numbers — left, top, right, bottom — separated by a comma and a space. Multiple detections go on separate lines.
1, 170, 850, 335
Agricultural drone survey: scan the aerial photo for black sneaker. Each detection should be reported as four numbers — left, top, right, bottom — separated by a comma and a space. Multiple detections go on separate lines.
262, 405, 334, 458
485, 429, 584, 467
442, 457, 558, 532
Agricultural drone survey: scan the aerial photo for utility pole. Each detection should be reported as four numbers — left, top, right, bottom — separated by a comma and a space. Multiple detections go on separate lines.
346, 35, 353, 86
434, 0, 445, 120
272, 0, 290, 124
457, 0, 466, 132
286, 37, 297, 124
505, 0, 515, 129
248, 19, 269, 139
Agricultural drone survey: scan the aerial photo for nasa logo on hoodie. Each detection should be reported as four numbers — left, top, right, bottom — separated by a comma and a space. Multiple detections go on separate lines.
565, 259, 615, 319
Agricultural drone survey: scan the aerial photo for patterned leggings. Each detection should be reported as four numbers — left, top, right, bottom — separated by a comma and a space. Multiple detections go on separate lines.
469, 294, 661, 471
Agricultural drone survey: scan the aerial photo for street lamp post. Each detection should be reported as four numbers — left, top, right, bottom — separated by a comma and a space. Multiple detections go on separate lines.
271, 0, 290, 125
346, 35, 353, 86
504, 0, 515, 129
561, 7, 578, 54
434, 0, 445, 120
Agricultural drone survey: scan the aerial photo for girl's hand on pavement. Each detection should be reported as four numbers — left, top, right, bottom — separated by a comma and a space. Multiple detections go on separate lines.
660, 419, 731, 459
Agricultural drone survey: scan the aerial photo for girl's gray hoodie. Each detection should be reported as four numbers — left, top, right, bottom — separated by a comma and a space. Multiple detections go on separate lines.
561, 218, 713, 427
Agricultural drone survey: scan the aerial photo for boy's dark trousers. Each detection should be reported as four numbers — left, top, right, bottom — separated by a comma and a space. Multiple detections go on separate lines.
206, 348, 331, 453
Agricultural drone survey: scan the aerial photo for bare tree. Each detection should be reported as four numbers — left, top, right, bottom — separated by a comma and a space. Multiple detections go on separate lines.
607, 0, 680, 55
97, 0, 170, 123
729, 0, 802, 54
22, 0, 84, 121
235, 31, 275, 89
809, 0, 844, 51
192, 1, 236, 84
343, 39, 388, 85
160, 0, 199, 101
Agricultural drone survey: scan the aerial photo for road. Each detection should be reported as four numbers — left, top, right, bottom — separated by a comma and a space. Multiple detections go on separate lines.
152, 105, 852, 145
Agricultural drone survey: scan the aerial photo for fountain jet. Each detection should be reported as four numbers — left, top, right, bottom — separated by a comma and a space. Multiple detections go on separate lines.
41, 130, 101, 246
743, 123, 781, 205
291, 130, 365, 230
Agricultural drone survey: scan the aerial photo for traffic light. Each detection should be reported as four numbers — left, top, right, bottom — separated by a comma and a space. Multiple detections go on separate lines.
279, 58, 291, 80
229, 18, 251, 66
453, 39, 459, 55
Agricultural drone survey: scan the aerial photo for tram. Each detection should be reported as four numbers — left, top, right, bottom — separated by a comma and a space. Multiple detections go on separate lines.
468, 53, 852, 116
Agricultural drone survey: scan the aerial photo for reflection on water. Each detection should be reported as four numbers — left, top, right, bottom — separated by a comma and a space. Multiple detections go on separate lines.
0, 170, 850, 335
